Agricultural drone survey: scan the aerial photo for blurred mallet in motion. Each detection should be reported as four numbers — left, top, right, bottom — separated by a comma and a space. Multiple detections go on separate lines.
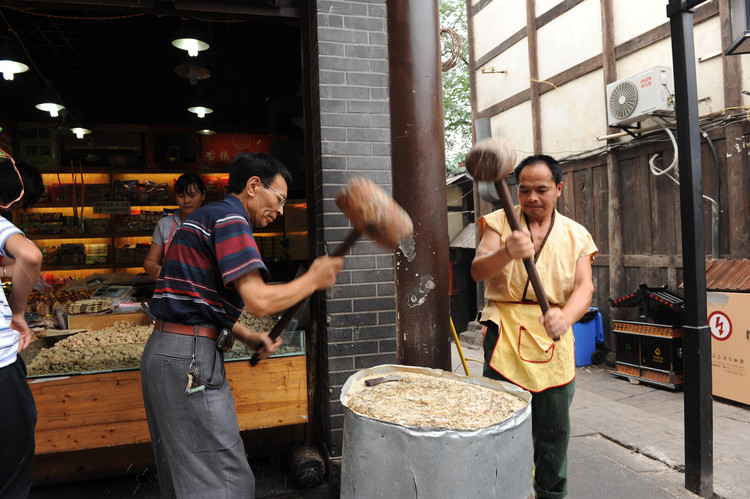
465, 138, 552, 322
251, 177, 413, 365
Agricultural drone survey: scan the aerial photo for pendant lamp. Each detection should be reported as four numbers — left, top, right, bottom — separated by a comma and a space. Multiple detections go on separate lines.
175, 54, 211, 85
172, 21, 209, 58
69, 109, 91, 139
187, 87, 213, 119
172, 37, 209, 57
193, 113, 216, 135
0, 36, 29, 81
35, 85, 65, 118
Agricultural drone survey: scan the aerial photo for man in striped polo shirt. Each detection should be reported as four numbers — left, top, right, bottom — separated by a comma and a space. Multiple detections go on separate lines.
141, 152, 343, 498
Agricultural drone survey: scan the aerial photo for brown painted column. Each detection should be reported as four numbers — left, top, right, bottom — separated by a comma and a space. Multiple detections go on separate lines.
601, 0, 623, 356
719, 0, 750, 257
526, 0, 542, 154
387, 0, 451, 370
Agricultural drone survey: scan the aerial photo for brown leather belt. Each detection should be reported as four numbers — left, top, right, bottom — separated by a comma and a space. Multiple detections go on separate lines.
155, 320, 219, 340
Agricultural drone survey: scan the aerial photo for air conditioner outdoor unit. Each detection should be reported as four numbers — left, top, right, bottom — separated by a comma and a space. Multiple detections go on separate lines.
606, 66, 674, 127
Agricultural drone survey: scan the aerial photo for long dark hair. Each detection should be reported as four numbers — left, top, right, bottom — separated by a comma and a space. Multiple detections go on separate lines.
0, 157, 45, 209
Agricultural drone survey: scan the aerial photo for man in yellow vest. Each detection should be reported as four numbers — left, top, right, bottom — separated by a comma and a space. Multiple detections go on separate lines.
472, 154, 597, 499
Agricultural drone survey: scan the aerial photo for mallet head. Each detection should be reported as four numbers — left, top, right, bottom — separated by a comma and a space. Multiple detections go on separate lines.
464, 137, 517, 183
335, 177, 413, 249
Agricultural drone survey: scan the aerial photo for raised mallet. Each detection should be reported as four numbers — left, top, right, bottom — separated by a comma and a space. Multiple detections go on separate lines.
465, 138, 552, 318
251, 177, 413, 365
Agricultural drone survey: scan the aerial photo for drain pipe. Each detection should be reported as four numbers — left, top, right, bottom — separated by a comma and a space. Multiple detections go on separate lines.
702, 131, 720, 259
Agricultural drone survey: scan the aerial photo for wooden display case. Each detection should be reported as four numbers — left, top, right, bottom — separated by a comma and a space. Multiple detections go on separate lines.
28, 347, 307, 483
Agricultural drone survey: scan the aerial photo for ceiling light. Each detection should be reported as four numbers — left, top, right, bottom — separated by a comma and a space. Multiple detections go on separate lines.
193, 115, 216, 135
175, 55, 211, 85
69, 109, 91, 139
188, 104, 213, 119
171, 22, 209, 58
35, 85, 65, 118
187, 88, 213, 119
172, 37, 209, 57
71, 126, 92, 140
0, 36, 29, 81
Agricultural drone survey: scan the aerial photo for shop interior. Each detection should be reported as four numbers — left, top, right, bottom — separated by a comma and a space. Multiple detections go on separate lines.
1, 4, 317, 483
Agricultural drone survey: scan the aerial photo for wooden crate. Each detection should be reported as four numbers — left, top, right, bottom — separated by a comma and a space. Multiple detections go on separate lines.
29, 355, 307, 455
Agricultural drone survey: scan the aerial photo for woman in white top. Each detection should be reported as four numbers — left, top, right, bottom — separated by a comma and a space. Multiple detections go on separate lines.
0, 152, 44, 498
143, 172, 206, 278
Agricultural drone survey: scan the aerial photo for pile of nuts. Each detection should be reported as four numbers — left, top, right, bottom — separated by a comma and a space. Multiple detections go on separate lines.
27, 321, 153, 376
344, 372, 528, 430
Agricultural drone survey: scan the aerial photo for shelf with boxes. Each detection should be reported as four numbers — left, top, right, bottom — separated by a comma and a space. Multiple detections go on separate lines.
16, 169, 308, 277
15, 170, 231, 277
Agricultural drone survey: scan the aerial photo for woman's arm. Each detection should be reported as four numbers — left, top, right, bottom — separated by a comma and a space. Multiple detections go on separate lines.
4, 233, 42, 351
0, 258, 14, 281
143, 242, 165, 278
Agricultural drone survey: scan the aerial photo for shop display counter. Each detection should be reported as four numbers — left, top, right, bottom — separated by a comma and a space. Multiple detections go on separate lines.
23, 322, 306, 482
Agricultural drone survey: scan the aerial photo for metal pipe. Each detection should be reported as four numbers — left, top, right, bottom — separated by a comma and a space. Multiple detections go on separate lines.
711, 202, 720, 260
702, 131, 721, 259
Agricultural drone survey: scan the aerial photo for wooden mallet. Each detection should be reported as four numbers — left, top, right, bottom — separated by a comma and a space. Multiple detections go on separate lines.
465, 138, 552, 319
251, 177, 413, 365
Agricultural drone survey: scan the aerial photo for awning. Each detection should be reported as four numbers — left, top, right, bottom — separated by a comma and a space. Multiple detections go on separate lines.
450, 222, 475, 249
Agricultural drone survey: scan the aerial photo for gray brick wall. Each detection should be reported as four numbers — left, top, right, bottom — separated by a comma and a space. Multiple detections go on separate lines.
308, 0, 394, 457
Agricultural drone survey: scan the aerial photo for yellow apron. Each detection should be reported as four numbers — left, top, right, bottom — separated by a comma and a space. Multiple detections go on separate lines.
487, 301, 575, 393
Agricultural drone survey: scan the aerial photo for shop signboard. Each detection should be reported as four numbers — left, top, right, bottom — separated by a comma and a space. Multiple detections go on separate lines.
17, 122, 59, 171
200, 133, 272, 165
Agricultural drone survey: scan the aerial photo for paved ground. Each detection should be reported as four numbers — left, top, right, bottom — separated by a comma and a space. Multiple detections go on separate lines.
452, 337, 750, 499
29, 338, 750, 498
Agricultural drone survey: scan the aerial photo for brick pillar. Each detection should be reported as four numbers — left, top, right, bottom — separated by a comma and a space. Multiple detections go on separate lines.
306, 0, 396, 459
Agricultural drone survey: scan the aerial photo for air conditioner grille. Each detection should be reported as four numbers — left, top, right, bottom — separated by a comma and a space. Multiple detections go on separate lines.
609, 81, 639, 120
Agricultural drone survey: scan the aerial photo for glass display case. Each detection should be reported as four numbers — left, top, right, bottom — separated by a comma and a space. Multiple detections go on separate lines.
22, 318, 305, 378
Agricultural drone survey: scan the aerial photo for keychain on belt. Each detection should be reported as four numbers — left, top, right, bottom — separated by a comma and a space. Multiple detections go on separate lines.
185, 327, 206, 394
185, 326, 226, 395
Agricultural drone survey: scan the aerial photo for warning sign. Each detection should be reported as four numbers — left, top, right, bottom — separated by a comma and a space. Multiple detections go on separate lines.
709, 311, 732, 341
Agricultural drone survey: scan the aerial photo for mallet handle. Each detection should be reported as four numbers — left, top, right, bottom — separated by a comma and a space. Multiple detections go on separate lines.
250, 230, 362, 366
494, 181, 552, 315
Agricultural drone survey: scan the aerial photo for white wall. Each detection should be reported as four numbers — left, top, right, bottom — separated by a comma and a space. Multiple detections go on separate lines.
472, 0, 527, 61
613, 0, 670, 45
489, 100, 535, 157
536, 0, 602, 79
539, 70, 607, 156
470, 0, 735, 158
474, 39, 531, 112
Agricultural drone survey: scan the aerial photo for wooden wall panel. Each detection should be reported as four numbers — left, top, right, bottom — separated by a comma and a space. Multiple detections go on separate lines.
648, 148, 680, 256
591, 164, 609, 254
619, 155, 653, 255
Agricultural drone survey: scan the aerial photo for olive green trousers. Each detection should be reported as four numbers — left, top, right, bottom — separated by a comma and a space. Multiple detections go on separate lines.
483, 321, 575, 499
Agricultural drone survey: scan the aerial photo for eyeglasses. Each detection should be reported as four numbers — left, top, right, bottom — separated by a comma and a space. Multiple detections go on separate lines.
262, 180, 286, 208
